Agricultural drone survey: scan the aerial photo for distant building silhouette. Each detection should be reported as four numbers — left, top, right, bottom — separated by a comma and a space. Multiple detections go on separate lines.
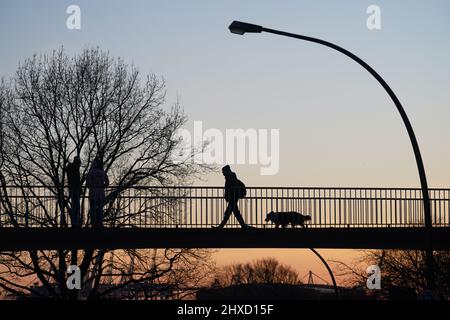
196, 283, 368, 300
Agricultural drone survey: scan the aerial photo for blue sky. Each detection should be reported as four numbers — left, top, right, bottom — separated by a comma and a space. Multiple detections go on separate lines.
1, 0, 449, 283
1, 0, 450, 188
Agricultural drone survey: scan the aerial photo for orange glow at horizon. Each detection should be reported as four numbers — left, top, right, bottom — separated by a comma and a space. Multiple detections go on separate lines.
213, 248, 363, 286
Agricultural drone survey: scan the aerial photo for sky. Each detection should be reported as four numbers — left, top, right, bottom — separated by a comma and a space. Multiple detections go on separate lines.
1, 0, 449, 285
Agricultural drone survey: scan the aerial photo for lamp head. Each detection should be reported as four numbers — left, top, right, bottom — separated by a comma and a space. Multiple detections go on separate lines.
228, 21, 263, 35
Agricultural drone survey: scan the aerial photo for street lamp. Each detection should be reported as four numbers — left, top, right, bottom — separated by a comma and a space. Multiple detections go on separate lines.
229, 20, 434, 291
229, 21, 263, 35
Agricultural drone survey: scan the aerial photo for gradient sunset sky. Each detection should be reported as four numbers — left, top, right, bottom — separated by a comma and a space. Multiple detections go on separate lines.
1, 0, 449, 284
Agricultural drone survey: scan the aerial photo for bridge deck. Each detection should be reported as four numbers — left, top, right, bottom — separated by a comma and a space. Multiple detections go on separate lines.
1, 227, 449, 251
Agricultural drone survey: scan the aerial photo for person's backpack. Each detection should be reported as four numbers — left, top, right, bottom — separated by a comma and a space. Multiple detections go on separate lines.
236, 179, 247, 199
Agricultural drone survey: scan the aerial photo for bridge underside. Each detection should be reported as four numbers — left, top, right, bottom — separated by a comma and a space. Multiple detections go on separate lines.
0, 227, 449, 251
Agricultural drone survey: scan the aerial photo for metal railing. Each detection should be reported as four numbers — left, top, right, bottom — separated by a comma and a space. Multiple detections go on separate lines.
0, 186, 449, 228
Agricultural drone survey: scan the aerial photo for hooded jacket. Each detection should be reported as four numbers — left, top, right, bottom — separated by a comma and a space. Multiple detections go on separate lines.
224, 171, 240, 202
86, 167, 109, 204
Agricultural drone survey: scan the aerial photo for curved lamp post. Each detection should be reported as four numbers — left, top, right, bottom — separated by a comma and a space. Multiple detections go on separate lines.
309, 248, 339, 298
228, 21, 434, 290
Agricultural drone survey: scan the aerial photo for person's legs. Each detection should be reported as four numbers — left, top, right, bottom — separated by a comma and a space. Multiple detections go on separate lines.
97, 205, 104, 228
89, 200, 97, 228
231, 201, 247, 227
216, 203, 233, 228
89, 201, 94, 227
70, 188, 80, 228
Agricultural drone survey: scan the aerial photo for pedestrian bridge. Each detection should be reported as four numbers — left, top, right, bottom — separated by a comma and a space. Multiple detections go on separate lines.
0, 186, 449, 250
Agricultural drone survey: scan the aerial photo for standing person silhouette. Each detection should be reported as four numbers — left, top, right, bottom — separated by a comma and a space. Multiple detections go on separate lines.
64, 156, 81, 228
214, 165, 250, 229
86, 157, 109, 228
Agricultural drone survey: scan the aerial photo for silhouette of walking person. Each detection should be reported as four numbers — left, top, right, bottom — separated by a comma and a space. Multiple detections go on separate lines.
86, 157, 109, 228
214, 165, 250, 229
64, 156, 81, 228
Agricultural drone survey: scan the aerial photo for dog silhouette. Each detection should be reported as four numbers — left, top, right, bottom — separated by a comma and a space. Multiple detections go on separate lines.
265, 211, 311, 228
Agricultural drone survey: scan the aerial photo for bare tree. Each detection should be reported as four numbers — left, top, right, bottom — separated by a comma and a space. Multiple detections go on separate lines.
332, 250, 450, 299
0, 48, 211, 299
84, 248, 214, 300
213, 257, 301, 287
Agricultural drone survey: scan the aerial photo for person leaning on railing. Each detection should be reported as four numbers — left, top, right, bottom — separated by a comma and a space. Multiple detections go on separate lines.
64, 156, 81, 228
